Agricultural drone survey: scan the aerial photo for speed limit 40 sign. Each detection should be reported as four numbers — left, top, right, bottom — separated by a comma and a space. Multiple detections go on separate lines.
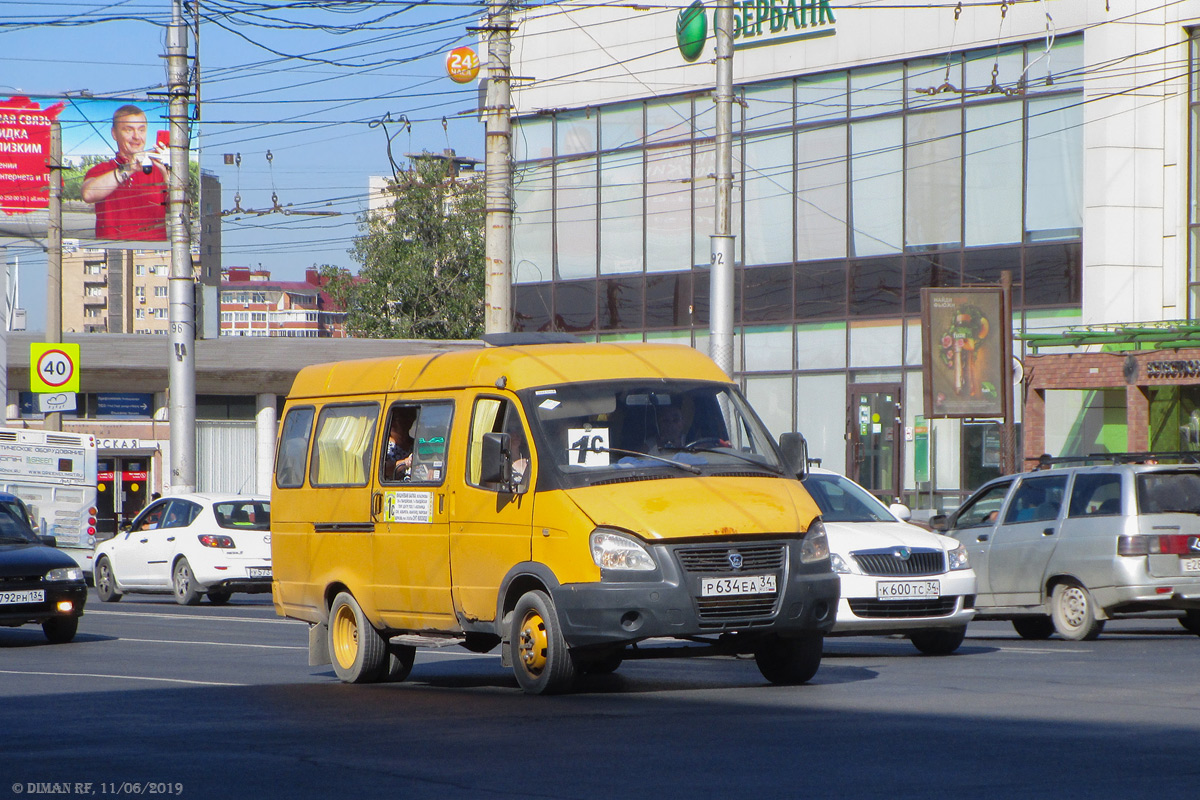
30, 342, 80, 393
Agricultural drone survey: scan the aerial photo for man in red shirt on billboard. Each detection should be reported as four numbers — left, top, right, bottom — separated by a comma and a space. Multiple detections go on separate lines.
81, 105, 168, 241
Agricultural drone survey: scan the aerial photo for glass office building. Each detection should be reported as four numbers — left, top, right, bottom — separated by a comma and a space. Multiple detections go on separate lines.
508, 2, 1194, 507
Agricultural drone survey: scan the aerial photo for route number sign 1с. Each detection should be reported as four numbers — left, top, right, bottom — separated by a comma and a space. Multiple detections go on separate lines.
30, 342, 80, 394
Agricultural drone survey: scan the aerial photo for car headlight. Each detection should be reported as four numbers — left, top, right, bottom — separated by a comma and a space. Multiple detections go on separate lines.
800, 518, 830, 564
828, 552, 853, 574
44, 567, 84, 582
590, 529, 656, 571
947, 543, 970, 571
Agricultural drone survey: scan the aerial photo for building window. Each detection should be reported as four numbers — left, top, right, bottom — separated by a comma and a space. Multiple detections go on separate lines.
134, 286, 145, 297
135, 264, 146, 275
136, 308, 146, 319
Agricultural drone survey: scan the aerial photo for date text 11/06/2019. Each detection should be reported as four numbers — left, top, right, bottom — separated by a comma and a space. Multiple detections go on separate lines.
12, 784, 184, 796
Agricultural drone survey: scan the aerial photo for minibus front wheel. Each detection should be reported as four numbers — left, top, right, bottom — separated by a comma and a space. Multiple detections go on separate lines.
329, 591, 387, 683
510, 589, 576, 695
754, 633, 822, 685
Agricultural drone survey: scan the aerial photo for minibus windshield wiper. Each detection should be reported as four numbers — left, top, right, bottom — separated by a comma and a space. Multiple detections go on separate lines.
592, 445, 703, 475
677, 444, 785, 475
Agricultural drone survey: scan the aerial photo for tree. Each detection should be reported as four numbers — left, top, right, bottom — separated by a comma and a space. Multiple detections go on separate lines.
324, 155, 485, 339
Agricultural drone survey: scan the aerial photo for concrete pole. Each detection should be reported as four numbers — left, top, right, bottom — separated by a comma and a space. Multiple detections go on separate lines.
167, 0, 196, 492
255, 393, 277, 496
45, 122, 63, 432
483, 0, 513, 334
709, 3, 736, 377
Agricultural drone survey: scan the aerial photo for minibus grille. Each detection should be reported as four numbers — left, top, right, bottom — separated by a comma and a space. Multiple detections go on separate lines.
674, 543, 786, 627
676, 543, 786, 573
852, 549, 944, 577
695, 594, 779, 626
847, 597, 959, 618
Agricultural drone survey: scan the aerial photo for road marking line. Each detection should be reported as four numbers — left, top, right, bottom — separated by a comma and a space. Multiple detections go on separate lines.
86, 609, 302, 625
1001, 646, 1089, 654
116, 637, 306, 650
0, 669, 246, 687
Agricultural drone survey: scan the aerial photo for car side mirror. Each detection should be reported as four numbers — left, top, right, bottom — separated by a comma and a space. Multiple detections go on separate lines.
38, 534, 58, 548
929, 514, 949, 532
778, 432, 808, 478
889, 502, 912, 521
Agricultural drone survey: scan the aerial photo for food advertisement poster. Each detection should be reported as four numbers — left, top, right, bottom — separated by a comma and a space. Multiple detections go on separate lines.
922, 288, 1005, 418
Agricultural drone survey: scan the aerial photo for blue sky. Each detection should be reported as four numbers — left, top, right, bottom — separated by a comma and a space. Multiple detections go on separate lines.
0, 1, 488, 332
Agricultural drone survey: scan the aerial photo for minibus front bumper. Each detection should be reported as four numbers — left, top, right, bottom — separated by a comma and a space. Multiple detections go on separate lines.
551, 538, 839, 649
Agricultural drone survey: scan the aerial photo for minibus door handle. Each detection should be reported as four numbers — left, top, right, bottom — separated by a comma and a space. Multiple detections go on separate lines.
371, 492, 382, 521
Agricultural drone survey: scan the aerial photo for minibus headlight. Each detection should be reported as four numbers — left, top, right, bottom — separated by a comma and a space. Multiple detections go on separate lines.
947, 543, 970, 570
590, 529, 656, 571
44, 567, 84, 582
800, 519, 829, 564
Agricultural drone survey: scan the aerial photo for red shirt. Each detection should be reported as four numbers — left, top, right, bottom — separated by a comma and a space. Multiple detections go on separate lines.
84, 156, 168, 241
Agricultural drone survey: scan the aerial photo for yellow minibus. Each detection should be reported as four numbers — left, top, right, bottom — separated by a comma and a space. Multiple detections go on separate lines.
272, 336, 838, 693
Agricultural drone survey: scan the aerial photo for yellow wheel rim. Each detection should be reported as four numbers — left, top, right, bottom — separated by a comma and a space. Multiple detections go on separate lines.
517, 609, 549, 676
331, 602, 359, 670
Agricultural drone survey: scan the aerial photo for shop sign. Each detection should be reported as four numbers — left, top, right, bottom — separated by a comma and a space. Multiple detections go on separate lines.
1146, 360, 1200, 380
97, 438, 144, 450
676, 0, 836, 63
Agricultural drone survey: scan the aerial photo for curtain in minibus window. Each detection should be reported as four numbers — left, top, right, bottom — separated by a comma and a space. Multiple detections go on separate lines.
312, 405, 377, 486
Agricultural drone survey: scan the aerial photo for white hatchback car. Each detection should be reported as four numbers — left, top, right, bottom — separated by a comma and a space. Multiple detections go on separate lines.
93, 493, 271, 605
802, 469, 977, 654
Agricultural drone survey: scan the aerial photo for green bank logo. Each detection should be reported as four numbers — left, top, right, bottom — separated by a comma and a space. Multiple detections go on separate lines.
675, 0, 837, 62
676, 1, 708, 63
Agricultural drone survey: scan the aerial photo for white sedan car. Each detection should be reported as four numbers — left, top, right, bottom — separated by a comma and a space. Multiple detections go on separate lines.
802, 469, 977, 655
93, 493, 271, 606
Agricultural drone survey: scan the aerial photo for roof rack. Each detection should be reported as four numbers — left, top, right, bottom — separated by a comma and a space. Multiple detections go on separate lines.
1025, 451, 1200, 468
481, 332, 583, 347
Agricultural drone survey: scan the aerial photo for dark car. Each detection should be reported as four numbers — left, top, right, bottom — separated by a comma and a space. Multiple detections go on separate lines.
0, 492, 87, 643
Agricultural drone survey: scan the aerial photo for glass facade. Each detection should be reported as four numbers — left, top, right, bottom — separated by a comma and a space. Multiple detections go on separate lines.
511, 35, 1085, 482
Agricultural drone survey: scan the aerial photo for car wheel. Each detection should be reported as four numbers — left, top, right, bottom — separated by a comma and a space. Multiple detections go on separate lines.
172, 558, 202, 606
510, 589, 576, 695
1051, 581, 1105, 641
328, 591, 387, 684
1012, 616, 1055, 640
385, 643, 417, 682
1180, 610, 1200, 636
207, 591, 232, 605
42, 615, 79, 644
754, 633, 823, 685
909, 626, 967, 655
94, 557, 121, 603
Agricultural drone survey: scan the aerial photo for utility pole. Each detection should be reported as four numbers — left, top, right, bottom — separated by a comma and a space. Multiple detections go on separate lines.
483, 0, 513, 334
167, 0, 196, 492
45, 122, 63, 432
710, 2, 736, 377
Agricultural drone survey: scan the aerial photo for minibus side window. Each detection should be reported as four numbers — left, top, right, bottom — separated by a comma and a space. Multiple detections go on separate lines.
276, 406, 315, 489
468, 397, 525, 489
380, 402, 453, 485
310, 403, 379, 487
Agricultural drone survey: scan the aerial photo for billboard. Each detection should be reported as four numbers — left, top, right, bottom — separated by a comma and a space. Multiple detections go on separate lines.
0, 95, 181, 249
921, 287, 1006, 418
0, 96, 65, 213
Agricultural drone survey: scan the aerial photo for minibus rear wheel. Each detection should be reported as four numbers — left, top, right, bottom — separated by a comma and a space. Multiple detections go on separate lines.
510, 590, 576, 694
754, 633, 822, 685
329, 591, 387, 683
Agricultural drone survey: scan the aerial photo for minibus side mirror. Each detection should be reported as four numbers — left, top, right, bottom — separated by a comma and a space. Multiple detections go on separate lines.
480, 432, 511, 485
778, 432, 808, 479
481, 432, 527, 494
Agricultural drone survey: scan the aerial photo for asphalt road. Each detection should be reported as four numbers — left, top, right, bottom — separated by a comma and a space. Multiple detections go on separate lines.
2, 591, 1198, 800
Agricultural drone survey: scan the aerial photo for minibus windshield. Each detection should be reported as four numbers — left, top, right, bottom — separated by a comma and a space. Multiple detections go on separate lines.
521, 380, 785, 488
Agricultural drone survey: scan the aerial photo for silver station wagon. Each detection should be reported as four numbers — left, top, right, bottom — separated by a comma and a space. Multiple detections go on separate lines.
932, 462, 1200, 640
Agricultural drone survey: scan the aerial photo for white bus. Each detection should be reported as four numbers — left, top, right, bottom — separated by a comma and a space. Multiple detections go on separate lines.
0, 427, 99, 573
